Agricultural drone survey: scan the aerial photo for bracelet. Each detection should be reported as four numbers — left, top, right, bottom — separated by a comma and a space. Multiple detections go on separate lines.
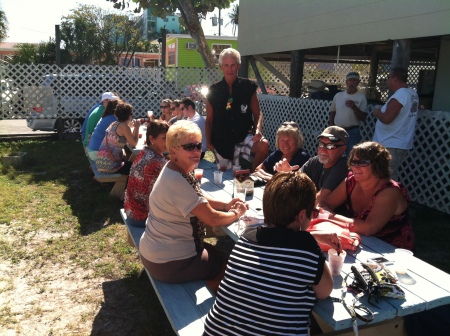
228, 209, 239, 218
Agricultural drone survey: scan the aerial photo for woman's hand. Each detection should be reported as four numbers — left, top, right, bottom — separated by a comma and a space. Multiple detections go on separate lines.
274, 158, 299, 173
311, 232, 342, 253
230, 200, 248, 217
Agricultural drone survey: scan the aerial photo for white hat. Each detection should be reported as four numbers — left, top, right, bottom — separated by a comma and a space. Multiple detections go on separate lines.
101, 92, 118, 101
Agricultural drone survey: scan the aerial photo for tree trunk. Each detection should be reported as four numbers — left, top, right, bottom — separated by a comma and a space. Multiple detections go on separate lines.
177, 0, 215, 68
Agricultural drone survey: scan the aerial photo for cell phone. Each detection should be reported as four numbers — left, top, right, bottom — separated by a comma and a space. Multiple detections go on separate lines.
368, 257, 390, 264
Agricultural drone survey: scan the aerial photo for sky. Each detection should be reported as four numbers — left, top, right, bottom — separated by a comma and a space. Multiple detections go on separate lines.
1, 0, 238, 44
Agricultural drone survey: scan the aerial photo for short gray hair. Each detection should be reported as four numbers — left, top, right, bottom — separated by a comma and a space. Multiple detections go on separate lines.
219, 48, 241, 66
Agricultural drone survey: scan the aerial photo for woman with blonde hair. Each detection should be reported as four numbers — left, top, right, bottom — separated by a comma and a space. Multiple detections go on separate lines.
139, 120, 248, 291
255, 121, 310, 180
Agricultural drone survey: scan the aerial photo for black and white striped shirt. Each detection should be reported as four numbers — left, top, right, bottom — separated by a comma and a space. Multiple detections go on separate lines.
204, 227, 325, 336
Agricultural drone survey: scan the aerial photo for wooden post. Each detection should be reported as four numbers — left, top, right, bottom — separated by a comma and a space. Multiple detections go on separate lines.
249, 57, 267, 94
161, 29, 167, 68
368, 51, 379, 88
290, 50, 305, 98
55, 25, 61, 67
239, 56, 249, 78
391, 39, 411, 70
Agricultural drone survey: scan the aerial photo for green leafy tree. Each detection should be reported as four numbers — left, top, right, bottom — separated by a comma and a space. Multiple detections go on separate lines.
60, 4, 147, 65
0, 8, 8, 42
10, 40, 70, 64
108, 0, 234, 68
60, 5, 102, 64
225, 3, 238, 36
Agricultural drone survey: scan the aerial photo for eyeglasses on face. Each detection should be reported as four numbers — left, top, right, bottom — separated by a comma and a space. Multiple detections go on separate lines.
318, 142, 345, 150
349, 159, 371, 167
178, 142, 202, 151
160, 105, 169, 109
312, 208, 320, 219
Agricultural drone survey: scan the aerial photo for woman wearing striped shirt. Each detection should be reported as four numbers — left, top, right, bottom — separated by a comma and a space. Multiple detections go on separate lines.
204, 172, 340, 336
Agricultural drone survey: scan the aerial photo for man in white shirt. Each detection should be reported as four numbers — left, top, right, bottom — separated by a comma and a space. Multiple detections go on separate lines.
329, 71, 367, 156
372, 67, 419, 181
180, 97, 207, 159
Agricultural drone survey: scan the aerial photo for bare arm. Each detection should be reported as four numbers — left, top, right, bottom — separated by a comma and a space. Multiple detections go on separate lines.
372, 98, 402, 124
117, 120, 140, 148
329, 111, 336, 126
350, 187, 407, 236
250, 92, 264, 141
255, 163, 274, 181
320, 184, 408, 236
191, 197, 248, 227
312, 262, 333, 300
318, 179, 347, 211
205, 99, 214, 151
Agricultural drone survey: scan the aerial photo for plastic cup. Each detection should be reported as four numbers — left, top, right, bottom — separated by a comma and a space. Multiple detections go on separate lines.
234, 186, 247, 202
395, 248, 413, 274
328, 249, 346, 276
194, 168, 203, 183
213, 171, 223, 184
219, 159, 228, 172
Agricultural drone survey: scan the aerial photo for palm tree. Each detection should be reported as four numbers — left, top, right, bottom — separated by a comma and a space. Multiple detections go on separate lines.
0, 9, 9, 42
226, 4, 238, 36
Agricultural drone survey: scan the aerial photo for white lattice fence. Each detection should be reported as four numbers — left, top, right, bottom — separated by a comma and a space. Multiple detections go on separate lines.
0, 65, 221, 121
259, 95, 450, 214
248, 60, 436, 101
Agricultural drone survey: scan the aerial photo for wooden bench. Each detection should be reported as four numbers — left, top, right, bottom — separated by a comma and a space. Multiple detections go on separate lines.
87, 156, 128, 198
120, 209, 215, 336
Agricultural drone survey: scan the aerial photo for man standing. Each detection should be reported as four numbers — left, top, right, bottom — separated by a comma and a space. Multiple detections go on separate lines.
206, 48, 269, 171
275, 126, 349, 205
329, 71, 367, 155
180, 97, 207, 159
373, 67, 419, 181
82, 92, 118, 148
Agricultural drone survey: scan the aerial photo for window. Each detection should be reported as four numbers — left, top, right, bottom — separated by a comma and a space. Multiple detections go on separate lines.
168, 43, 176, 66
212, 44, 232, 64
164, 18, 169, 22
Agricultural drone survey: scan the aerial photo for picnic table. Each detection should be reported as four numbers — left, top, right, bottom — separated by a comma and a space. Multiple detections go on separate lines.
196, 160, 450, 335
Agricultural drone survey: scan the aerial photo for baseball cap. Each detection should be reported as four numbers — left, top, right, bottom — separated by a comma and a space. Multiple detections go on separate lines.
346, 72, 360, 80
317, 126, 348, 144
101, 92, 118, 101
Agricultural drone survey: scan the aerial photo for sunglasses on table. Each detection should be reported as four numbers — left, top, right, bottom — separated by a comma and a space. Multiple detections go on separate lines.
318, 142, 345, 150
349, 159, 371, 167
178, 142, 202, 151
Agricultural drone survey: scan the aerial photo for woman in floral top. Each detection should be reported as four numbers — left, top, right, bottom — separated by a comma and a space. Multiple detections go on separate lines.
124, 120, 169, 227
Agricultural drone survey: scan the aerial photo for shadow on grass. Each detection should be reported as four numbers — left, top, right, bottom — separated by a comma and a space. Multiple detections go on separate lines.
3, 138, 124, 235
92, 274, 175, 336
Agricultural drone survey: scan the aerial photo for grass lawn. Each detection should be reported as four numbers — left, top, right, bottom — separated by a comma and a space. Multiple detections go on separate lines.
0, 138, 448, 335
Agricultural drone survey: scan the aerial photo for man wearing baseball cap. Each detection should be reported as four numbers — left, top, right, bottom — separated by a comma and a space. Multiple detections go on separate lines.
329, 71, 367, 156
82, 92, 119, 148
275, 126, 349, 204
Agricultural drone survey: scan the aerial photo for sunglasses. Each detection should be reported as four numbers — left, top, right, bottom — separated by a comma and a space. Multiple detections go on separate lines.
318, 142, 345, 150
282, 121, 299, 129
312, 208, 320, 219
160, 105, 169, 109
170, 107, 176, 111
178, 142, 202, 151
349, 159, 371, 167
